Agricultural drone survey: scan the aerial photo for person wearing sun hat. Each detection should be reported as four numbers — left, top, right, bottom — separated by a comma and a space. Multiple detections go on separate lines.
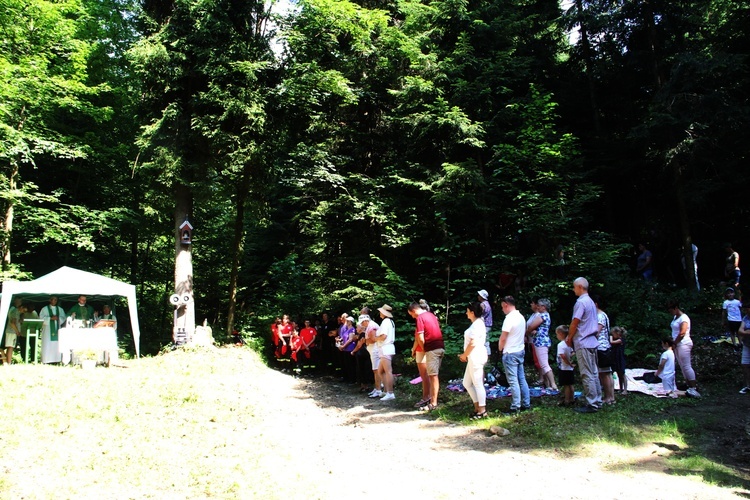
375, 305, 397, 401
478, 289, 492, 355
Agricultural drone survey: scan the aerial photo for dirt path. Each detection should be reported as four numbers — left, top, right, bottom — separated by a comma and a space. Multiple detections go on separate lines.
253, 360, 746, 499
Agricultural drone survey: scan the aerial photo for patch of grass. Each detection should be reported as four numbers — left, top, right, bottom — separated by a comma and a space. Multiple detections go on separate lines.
0, 348, 285, 498
666, 455, 748, 489
400, 372, 699, 451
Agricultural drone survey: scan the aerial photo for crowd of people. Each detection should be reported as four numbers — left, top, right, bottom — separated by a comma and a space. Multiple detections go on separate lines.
3, 295, 117, 365
271, 301, 446, 410
269, 272, 750, 416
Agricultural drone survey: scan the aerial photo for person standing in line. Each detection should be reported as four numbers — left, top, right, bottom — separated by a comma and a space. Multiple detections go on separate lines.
375, 305, 396, 401
667, 299, 700, 397
350, 318, 370, 391
610, 326, 628, 394
319, 312, 338, 374
736, 304, 750, 394
459, 302, 489, 419
477, 290, 492, 355
565, 277, 603, 413
526, 298, 557, 390
293, 319, 317, 371
555, 325, 575, 406
525, 298, 542, 385
722, 287, 742, 347
362, 315, 383, 398
337, 315, 357, 382
594, 295, 615, 405
410, 299, 431, 408
408, 301, 445, 412
498, 296, 531, 414
40, 296, 66, 364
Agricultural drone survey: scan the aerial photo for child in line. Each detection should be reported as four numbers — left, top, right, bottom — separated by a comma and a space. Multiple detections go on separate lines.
737, 304, 750, 394
555, 325, 575, 406
655, 338, 677, 398
610, 326, 628, 394
722, 287, 742, 347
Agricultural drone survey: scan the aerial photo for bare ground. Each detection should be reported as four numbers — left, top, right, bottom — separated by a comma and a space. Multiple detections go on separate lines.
2, 346, 749, 499
260, 351, 750, 499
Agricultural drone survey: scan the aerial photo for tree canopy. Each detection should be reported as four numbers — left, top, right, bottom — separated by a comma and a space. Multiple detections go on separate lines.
1, 0, 748, 354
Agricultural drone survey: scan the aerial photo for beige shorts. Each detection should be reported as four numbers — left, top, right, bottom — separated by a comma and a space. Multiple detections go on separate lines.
4, 332, 16, 348
415, 351, 426, 364
425, 348, 445, 376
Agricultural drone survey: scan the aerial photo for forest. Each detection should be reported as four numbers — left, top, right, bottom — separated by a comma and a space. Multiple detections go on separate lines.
1, 0, 748, 357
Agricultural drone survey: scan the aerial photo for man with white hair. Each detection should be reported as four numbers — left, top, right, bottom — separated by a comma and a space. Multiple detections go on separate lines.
565, 277, 603, 413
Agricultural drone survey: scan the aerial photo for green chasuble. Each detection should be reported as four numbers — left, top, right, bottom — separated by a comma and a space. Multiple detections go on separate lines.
68, 304, 95, 321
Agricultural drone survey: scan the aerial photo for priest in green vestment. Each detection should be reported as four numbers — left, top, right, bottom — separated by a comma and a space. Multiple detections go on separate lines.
41, 296, 66, 363
68, 295, 95, 321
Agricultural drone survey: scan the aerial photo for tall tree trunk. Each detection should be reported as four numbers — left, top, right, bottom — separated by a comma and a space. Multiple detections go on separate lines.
673, 160, 698, 293
1, 161, 17, 271
226, 164, 252, 336
574, 0, 601, 134
174, 183, 195, 340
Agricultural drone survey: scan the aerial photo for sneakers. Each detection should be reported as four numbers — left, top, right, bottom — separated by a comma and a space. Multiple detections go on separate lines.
685, 387, 701, 398
368, 390, 384, 398
380, 392, 396, 401
739, 386, 750, 394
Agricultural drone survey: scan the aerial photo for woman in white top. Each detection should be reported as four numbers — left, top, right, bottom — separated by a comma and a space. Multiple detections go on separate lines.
376, 305, 397, 401
667, 299, 700, 397
459, 302, 488, 419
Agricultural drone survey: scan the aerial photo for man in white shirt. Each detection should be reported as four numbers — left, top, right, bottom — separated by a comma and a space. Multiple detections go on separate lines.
497, 296, 530, 413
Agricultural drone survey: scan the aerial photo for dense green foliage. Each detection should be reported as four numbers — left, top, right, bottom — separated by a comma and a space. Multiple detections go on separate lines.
0, 0, 748, 358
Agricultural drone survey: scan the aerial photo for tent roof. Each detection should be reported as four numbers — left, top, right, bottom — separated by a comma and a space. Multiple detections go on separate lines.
9, 266, 134, 297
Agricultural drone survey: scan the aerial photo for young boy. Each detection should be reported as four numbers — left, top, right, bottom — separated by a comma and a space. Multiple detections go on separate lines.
655, 338, 677, 398
555, 325, 575, 406
722, 287, 743, 347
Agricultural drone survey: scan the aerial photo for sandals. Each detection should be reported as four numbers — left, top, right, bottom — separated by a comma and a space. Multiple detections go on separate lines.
419, 403, 438, 412
470, 411, 488, 420
414, 398, 431, 408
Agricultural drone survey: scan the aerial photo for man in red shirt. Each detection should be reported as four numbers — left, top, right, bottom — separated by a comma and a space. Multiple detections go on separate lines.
408, 302, 444, 411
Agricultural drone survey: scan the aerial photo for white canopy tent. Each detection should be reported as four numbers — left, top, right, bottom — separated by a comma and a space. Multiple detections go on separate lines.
0, 266, 141, 357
